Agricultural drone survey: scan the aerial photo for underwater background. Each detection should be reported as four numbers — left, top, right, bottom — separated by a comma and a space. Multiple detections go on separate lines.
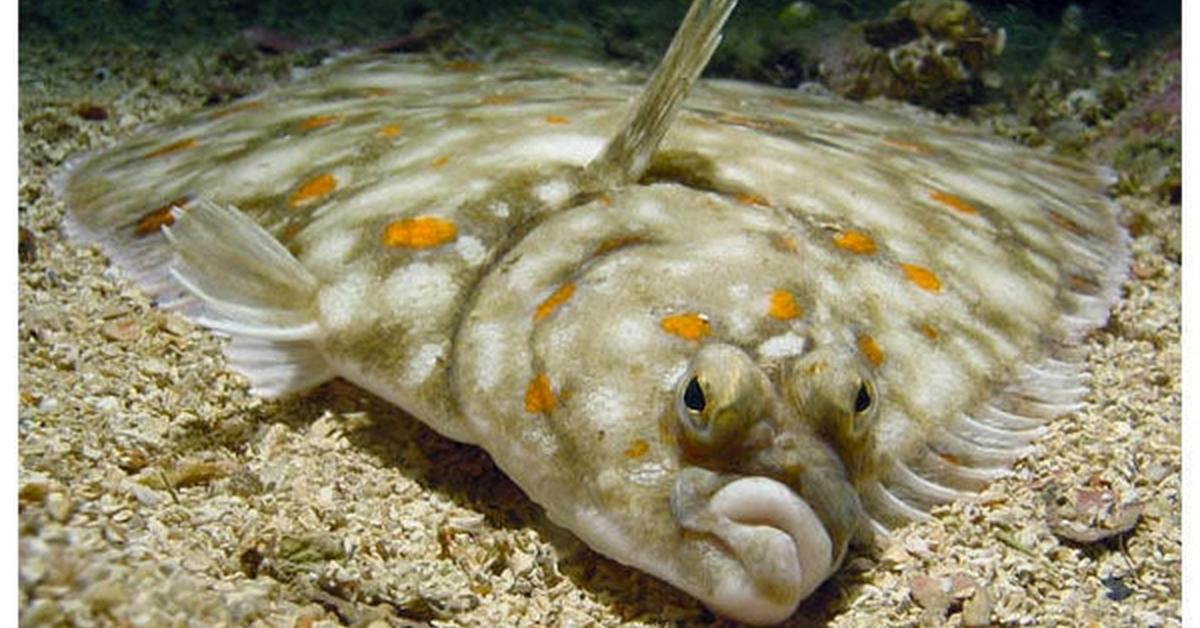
18, 1, 1181, 626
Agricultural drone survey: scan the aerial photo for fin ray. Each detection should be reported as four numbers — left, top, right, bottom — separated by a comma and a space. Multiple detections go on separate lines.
584, 0, 737, 187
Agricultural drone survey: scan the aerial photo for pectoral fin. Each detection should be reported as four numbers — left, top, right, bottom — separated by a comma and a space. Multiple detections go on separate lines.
160, 199, 332, 397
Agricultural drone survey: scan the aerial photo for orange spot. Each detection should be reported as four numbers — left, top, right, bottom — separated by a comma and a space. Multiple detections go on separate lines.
857, 334, 885, 368
929, 190, 977, 214
524, 373, 556, 415
624, 439, 650, 459
289, 173, 337, 207
134, 196, 190, 237
919, 323, 940, 340
596, 194, 612, 206
143, 137, 197, 159
661, 313, 710, 342
544, 115, 571, 125
937, 451, 961, 465
298, 114, 339, 131
882, 137, 933, 154
382, 216, 458, 249
771, 233, 798, 253
378, 124, 402, 138
833, 230, 877, 255
481, 93, 520, 105
900, 263, 942, 293
735, 192, 769, 207
768, 289, 801, 320
595, 234, 643, 255
534, 282, 576, 322
210, 100, 263, 119
446, 60, 482, 72
432, 156, 450, 168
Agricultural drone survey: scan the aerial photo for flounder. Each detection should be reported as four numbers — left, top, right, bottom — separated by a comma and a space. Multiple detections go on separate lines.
57, 0, 1128, 623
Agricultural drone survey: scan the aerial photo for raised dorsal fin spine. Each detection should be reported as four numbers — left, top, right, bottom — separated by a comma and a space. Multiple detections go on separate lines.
584, 0, 738, 188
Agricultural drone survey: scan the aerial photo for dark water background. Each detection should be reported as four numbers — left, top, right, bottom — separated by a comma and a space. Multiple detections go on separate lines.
19, 0, 1179, 77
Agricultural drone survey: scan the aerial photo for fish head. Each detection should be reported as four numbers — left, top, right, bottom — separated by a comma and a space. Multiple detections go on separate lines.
454, 184, 866, 623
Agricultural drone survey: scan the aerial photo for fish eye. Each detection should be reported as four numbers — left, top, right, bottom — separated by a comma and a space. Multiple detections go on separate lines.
683, 376, 706, 412
853, 381, 873, 414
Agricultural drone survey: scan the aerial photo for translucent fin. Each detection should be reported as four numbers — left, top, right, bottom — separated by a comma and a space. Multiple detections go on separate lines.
160, 199, 332, 397
868, 343, 1108, 530
859, 480, 933, 529
583, 0, 737, 188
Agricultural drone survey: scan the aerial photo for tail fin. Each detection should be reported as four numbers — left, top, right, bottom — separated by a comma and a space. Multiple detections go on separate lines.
583, 0, 738, 188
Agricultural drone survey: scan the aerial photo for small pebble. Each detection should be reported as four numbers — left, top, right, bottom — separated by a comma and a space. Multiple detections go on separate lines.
1103, 575, 1134, 601
101, 317, 141, 342
18, 480, 51, 505
160, 315, 193, 337
962, 584, 993, 627
75, 103, 110, 120
910, 574, 950, 614
19, 226, 37, 263
45, 491, 73, 523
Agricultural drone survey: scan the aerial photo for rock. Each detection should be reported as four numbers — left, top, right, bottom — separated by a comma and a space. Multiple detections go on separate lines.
1047, 480, 1143, 544
962, 583, 993, 626
100, 317, 141, 342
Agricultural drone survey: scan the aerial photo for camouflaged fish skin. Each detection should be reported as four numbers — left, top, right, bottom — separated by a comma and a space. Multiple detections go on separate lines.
58, 38, 1127, 625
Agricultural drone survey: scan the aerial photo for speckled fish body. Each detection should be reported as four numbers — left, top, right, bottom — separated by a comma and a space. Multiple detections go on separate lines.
58, 3, 1127, 623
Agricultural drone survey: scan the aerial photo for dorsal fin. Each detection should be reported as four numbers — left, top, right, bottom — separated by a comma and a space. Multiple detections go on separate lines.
583, 0, 737, 189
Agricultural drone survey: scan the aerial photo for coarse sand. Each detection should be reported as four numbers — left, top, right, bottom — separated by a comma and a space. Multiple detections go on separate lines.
18, 17, 1180, 628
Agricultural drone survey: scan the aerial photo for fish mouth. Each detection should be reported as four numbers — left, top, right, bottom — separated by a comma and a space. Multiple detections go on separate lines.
671, 470, 835, 624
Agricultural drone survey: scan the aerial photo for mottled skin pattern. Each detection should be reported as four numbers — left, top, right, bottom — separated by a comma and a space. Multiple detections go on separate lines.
60, 44, 1126, 624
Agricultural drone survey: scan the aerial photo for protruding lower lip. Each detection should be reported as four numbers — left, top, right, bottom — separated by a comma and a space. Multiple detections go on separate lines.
678, 475, 836, 624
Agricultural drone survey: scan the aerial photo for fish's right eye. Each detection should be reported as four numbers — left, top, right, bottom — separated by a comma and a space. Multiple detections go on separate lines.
853, 381, 872, 414
684, 376, 706, 412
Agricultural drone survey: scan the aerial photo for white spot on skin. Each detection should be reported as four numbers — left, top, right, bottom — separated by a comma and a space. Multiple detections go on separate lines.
628, 462, 670, 487
506, 134, 605, 165
607, 317, 654, 355
303, 229, 358, 276
318, 271, 376, 331
661, 359, 689, 392
547, 322, 578, 353
456, 235, 487, 266
757, 333, 808, 359
334, 173, 445, 224
469, 322, 510, 391
383, 262, 457, 326
534, 179, 572, 206
489, 201, 510, 218
725, 309, 756, 340
633, 198, 667, 224
405, 342, 446, 386
580, 386, 629, 431
719, 163, 758, 187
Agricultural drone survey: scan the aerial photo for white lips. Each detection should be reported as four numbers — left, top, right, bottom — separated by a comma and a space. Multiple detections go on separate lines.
704, 476, 835, 625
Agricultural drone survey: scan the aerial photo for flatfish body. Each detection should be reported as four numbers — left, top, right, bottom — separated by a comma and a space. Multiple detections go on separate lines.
57, 2, 1127, 623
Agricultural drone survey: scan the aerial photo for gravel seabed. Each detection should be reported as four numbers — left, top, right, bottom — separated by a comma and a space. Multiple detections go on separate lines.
18, 18, 1180, 628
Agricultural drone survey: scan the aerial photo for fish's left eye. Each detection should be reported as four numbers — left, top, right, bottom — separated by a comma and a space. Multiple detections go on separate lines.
683, 376, 706, 412
853, 381, 873, 414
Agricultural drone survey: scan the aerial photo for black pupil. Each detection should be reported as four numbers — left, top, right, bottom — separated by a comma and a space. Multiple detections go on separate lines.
684, 377, 706, 412
854, 383, 872, 414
